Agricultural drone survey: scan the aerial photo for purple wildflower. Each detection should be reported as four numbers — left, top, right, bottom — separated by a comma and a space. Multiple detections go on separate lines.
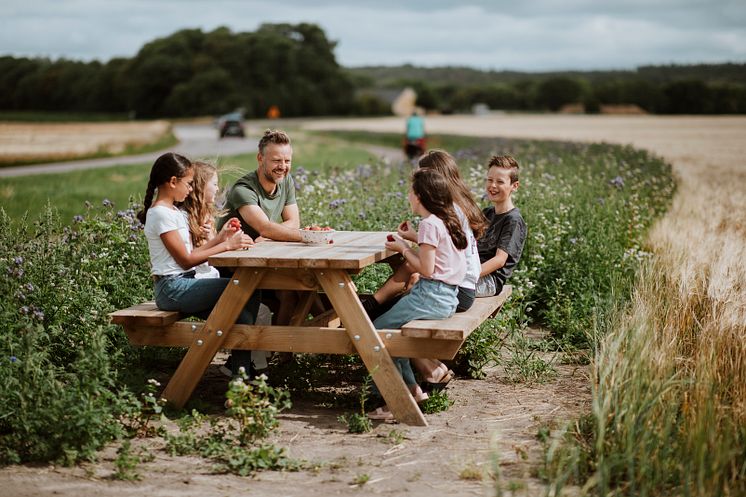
13, 256, 23, 265
20, 306, 30, 315
73, 215, 84, 223
609, 176, 625, 189
10, 356, 17, 363
102, 198, 113, 207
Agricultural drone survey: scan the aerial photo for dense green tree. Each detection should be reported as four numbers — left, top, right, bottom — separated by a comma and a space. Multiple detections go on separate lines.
536, 77, 584, 111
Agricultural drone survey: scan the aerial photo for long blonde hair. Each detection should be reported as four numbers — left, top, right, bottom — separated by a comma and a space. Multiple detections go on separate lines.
418, 149, 487, 239
181, 161, 218, 247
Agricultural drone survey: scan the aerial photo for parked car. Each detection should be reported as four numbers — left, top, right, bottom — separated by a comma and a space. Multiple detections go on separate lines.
216, 112, 245, 138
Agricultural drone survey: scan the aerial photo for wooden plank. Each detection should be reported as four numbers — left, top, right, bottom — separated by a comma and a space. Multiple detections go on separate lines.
257, 269, 320, 291
401, 286, 512, 340
161, 267, 264, 408
208, 232, 397, 270
288, 291, 316, 326
304, 308, 340, 328
109, 302, 181, 327
124, 323, 462, 359
317, 269, 428, 426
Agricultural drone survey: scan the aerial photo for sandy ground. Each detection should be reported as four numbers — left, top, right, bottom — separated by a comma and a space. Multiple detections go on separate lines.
2, 114, 744, 497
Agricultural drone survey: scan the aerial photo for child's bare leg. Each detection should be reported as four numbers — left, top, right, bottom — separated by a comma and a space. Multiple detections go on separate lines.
373, 262, 414, 303
412, 358, 449, 383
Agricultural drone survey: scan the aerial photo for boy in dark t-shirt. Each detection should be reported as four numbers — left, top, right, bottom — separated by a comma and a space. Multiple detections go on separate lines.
475, 155, 527, 297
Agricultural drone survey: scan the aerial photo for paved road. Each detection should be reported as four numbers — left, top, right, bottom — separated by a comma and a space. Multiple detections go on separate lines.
0, 124, 258, 178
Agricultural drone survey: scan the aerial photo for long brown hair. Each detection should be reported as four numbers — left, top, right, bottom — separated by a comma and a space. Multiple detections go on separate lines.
418, 149, 487, 239
181, 161, 218, 247
136, 152, 192, 224
411, 168, 467, 250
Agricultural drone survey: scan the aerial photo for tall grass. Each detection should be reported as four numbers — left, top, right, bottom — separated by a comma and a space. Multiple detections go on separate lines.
546, 148, 746, 496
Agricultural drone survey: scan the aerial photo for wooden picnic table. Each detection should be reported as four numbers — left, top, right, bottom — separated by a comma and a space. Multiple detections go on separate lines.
160, 231, 430, 426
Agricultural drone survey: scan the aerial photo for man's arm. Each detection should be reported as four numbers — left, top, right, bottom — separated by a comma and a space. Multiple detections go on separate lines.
237, 204, 302, 242
280, 204, 300, 230
479, 248, 509, 277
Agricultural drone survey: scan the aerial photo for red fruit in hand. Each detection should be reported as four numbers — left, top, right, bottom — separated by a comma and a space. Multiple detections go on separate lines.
387, 234, 395, 242
401, 222, 409, 231
328, 239, 334, 244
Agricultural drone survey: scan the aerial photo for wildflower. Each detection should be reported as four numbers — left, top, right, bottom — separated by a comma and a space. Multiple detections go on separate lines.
358, 210, 367, 219
73, 215, 84, 223
10, 356, 17, 363
329, 199, 347, 209
13, 256, 23, 265
102, 198, 113, 207
129, 234, 139, 242
24, 282, 34, 293
569, 238, 578, 245
84, 200, 92, 209
147, 379, 161, 387
609, 176, 624, 189
116, 210, 128, 218
33, 309, 44, 321
238, 366, 246, 375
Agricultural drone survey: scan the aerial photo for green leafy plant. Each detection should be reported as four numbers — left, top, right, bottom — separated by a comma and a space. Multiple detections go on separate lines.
338, 375, 373, 434
419, 390, 454, 414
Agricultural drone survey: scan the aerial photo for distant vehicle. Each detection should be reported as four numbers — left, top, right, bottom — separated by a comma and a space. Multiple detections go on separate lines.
215, 112, 245, 139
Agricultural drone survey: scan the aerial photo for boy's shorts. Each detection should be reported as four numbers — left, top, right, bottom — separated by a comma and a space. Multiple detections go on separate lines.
475, 274, 502, 298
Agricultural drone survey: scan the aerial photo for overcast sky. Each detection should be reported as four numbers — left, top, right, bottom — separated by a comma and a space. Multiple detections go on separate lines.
2, 0, 745, 71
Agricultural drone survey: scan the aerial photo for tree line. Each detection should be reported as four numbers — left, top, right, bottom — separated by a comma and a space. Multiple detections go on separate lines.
351, 63, 746, 114
0, 24, 357, 118
1, 22, 744, 118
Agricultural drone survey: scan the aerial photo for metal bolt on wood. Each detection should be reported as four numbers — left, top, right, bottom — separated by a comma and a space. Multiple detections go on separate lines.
338, 282, 345, 287
196, 339, 203, 346
191, 324, 197, 331
233, 279, 239, 285
216, 330, 223, 336
373, 345, 381, 352
353, 335, 360, 341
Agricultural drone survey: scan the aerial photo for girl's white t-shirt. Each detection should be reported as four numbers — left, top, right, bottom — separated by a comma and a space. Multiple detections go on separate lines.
418, 214, 466, 286
454, 204, 480, 290
179, 210, 221, 279
144, 205, 192, 276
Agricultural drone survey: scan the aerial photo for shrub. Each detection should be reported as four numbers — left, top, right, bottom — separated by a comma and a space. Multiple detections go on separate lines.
0, 202, 150, 464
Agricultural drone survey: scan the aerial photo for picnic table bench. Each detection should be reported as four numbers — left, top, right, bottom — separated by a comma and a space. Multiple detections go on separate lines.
110, 231, 511, 426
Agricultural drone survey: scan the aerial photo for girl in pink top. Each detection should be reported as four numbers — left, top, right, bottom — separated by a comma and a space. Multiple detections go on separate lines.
368, 168, 467, 420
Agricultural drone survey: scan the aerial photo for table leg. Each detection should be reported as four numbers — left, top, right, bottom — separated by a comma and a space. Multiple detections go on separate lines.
316, 270, 427, 426
288, 291, 317, 326
161, 267, 264, 408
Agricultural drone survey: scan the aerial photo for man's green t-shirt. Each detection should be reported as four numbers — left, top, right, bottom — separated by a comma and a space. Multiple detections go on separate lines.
217, 171, 297, 240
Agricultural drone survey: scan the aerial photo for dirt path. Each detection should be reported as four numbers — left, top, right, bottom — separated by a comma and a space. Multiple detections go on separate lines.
3, 114, 743, 497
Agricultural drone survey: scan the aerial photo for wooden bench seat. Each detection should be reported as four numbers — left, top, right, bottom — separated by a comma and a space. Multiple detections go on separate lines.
109, 286, 511, 360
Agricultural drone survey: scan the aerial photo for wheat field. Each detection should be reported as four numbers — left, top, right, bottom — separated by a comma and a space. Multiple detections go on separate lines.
0, 120, 171, 164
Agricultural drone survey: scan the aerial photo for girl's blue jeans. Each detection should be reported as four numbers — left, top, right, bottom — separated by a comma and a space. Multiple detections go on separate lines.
154, 273, 260, 373
373, 278, 458, 388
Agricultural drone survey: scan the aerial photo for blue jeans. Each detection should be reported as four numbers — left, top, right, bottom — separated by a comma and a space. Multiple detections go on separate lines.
373, 278, 458, 387
154, 274, 260, 373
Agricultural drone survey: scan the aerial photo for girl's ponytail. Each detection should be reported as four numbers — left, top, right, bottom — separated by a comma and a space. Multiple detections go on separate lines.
137, 181, 156, 224
411, 168, 467, 250
136, 152, 193, 225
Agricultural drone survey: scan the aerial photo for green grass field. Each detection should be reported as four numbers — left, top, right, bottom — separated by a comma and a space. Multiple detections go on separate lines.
0, 132, 377, 223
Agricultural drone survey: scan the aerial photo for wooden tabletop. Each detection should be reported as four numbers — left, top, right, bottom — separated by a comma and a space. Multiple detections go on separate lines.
208, 231, 397, 270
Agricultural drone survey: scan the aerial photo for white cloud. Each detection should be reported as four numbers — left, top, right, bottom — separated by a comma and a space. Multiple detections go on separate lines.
0, 0, 744, 70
